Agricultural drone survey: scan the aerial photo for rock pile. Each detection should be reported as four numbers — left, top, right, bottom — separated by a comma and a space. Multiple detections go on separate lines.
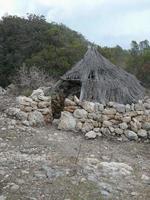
6, 89, 53, 126
58, 96, 150, 141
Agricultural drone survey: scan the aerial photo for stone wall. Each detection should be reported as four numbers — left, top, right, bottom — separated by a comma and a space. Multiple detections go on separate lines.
58, 96, 150, 141
6, 89, 53, 126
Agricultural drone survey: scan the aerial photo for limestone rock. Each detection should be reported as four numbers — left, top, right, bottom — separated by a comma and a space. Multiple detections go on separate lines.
124, 130, 138, 140
103, 120, 112, 127
93, 128, 100, 132
85, 131, 97, 139
81, 101, 95, 113
113, 103, 126, 113
88, 113, 98, 120
134, 103, 144, 111
115, 128, 123, 135
64, 106, 78, 113
23, 106, 33, 112
64, 98, 76, 106
137, 129, 147, 138
38, 101, 50, 108
73, 109, 87, 119
130, 121, 141, 132
58, 111, 76, 131
122, 116, 131, 123
143, 103, 150, 109
82, 122, 94, 133
94, 103, 104, 112
103, 108, 116, 115
16, 96, 33, 106
38, 108, 50, 115
119, 122, 128, 130
6, 107, 28, 121
28, 111, 45, 126
142, 122, 150, 131
52, 119, 60, 126
98, 162, 133, 176
30, 88, 44, 101
76, 121, 83, 130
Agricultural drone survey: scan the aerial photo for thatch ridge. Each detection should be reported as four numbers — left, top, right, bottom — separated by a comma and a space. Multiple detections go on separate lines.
61, 46, 145, 104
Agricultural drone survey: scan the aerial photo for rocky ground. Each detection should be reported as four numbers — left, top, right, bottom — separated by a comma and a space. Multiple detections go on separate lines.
0, 95, 150, 200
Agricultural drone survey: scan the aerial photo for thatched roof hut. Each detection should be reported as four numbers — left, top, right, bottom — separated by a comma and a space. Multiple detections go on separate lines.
55, 46, 145, 104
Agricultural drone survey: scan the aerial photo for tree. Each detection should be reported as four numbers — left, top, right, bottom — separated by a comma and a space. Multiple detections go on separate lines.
130, 41, 139, 56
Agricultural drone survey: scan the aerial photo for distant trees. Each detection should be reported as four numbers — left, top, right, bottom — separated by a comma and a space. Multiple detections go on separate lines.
126, 40, 150, 87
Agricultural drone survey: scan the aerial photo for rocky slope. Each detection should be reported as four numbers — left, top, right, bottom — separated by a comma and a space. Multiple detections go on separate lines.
0, 94, 149, 200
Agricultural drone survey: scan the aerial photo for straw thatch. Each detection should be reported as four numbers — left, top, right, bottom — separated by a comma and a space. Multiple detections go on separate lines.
56, 46, 145, 104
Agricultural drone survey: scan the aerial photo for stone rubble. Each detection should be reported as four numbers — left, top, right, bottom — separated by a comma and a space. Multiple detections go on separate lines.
58, 96, 150, 141
5, 88, 53, 126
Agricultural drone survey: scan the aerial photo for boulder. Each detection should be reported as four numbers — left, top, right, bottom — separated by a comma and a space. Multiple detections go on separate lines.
98, 162, 133, 176
23, 106, 33, 112
58, 111, 76, 131
119, 122, 128, 130
124, 130, 138, 140
134, 103, 144, 111
30, 88, 44, 100
38, 101, 50, 108
114, 128, 123, 135
76, 121, 83, 130
85, 131, 97, 139
137, 129, 147, 138
113, 103, 126, 113
93, 128, 100, 132
103, 120, 112, 127
73, 109, 88, 119
16, 96, 33, 106
94, 103, 104, 112
103, 108, 116, 115
64, 106, 78, 113
82, 122, 94, 133
28, 111, 45, 126
130, 121, 141, 132
64, 98, 76, 106
143, 103, 150, 109
38, 108, 51, 115
81, 101, 95, 113
142, 122, 150, 131
122, 116, 131, 123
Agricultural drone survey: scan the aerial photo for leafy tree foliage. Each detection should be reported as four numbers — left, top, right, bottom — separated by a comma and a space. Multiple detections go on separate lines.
0, 14, 87, 87
0, 14, 149, 88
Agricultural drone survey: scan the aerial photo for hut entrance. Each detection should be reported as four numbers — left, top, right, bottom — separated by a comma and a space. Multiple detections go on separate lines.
52, 80, 82, 118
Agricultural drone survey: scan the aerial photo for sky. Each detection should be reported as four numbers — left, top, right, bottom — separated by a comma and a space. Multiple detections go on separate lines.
0, 0, 150, 48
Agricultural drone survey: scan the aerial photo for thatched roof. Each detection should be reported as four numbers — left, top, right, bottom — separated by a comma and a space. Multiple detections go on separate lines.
61, 46, 145, 104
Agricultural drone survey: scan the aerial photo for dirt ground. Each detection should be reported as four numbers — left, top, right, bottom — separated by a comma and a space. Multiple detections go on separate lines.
0, 95, 150, 200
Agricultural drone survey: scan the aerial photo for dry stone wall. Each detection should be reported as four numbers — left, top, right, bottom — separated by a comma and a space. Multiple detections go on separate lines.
58, 96, 150, 141
6, 89, 53, 126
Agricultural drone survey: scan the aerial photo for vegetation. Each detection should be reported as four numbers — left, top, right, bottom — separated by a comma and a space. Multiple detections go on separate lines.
0, 14, 149, 88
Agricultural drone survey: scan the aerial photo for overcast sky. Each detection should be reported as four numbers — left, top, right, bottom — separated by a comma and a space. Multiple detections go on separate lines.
0, 0, 150, 48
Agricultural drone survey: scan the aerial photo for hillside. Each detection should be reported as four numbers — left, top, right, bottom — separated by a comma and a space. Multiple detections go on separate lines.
0, 14, 149, 88
0, 14, 87, 87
